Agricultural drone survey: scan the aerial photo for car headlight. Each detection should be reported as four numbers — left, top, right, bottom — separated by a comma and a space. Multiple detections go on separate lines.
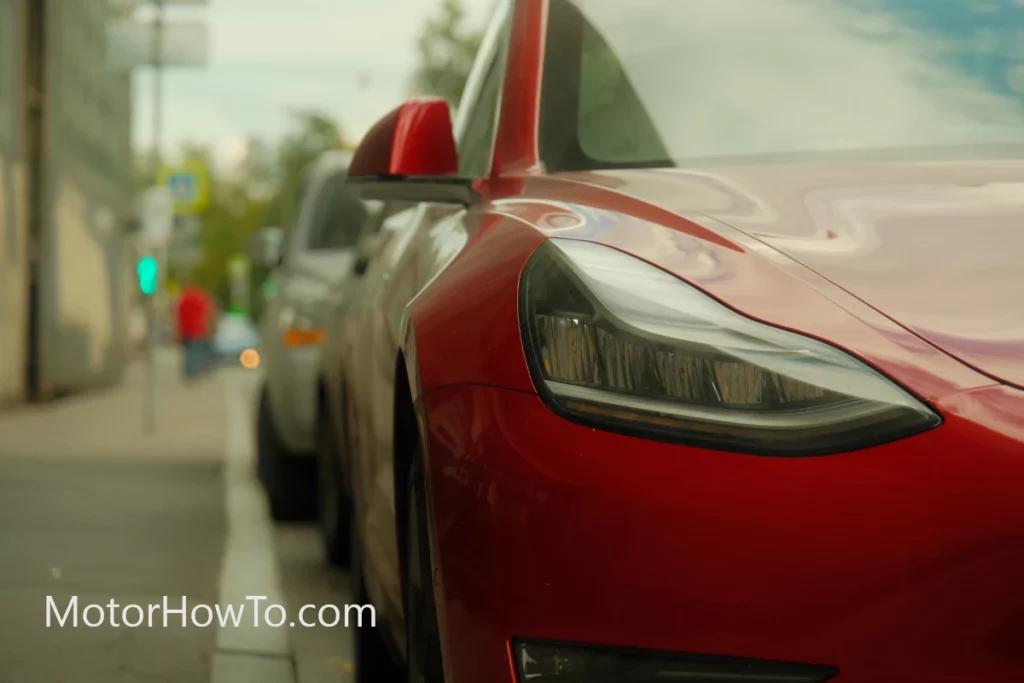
519, 239, 940, 456
514, 640, 838, 682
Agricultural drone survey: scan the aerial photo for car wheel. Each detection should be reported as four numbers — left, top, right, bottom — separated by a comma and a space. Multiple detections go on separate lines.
405, 446, 445, 683
316, 409, 351, 567
257, 387, 316, 521
352, 510, 404, 683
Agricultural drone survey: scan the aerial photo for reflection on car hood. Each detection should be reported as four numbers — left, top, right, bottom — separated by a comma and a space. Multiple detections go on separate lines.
573, 162, 1024, 389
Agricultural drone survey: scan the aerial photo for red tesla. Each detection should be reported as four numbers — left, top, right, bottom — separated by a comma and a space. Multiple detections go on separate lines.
315, 0, 1024, 681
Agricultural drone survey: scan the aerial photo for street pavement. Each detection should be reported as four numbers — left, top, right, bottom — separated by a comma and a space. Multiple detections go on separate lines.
0, 348, 355, 683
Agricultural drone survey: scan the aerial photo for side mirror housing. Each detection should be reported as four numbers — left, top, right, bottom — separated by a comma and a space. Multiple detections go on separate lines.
251, 227, 285, 269
348, 98, 475, 205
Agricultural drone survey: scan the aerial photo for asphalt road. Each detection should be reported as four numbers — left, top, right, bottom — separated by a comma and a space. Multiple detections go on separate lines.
0, 358, 355, 683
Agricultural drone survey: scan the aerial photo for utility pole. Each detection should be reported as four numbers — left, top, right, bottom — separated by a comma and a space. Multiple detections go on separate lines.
23, 0, 47, 402
144, 0, 164, 435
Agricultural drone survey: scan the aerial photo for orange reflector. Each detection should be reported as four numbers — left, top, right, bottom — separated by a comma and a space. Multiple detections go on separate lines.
240, 349, 261, 369
282, 328, 324, 347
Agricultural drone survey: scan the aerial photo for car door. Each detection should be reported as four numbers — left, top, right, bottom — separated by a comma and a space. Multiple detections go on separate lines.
320, 199, 403, 458
318, 197, 386, 342
352, 0, 514, 639
263, 162, 366, 427
262, 165, 326, 406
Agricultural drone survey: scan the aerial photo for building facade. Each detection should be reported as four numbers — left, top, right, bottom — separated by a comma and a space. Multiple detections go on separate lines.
0, 0, 136, 404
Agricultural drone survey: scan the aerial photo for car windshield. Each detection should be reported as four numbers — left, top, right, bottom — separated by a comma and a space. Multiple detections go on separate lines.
540, 0, 1024, 169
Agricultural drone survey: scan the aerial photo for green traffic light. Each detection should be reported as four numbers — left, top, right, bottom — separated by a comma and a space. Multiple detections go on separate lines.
137, 256, 158, 295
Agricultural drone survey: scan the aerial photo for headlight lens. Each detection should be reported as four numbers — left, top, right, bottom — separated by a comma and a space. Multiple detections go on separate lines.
519, 239, 940, 456
514, 640, 838, 682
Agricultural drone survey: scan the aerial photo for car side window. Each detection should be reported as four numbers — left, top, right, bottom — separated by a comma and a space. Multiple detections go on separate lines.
279, 166, 320, 264
451, 0, 512, 178
306, 170, 370, 250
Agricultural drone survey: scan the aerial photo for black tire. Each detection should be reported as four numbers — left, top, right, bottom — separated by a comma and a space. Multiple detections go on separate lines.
257, 388, 316, 521
316, 408, 351, 568
405, 447, 445, 683
353, 511, 405, 683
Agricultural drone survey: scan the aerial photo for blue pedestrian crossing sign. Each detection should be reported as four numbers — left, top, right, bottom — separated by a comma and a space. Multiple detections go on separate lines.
157, 162, 209, 215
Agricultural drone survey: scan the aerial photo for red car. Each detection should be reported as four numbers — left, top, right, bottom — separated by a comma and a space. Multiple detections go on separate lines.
315, 0, 1024, 681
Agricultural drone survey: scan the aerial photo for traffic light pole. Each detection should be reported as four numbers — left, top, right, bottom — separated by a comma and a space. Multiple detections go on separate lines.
144, 0, 164, 436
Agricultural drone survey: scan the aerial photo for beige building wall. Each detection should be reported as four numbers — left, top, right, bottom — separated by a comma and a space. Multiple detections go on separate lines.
0, 0, 135, 403
0, 153, 27, 404
0, 0, 25, 404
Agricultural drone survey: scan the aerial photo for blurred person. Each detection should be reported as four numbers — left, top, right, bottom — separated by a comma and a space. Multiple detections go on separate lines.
176, 281, 215, 382
200, 291, 219, 372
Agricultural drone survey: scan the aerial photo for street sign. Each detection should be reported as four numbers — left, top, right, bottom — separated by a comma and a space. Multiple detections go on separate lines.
140, 186, 174, 245
167, 214, 202, 268
106, 18, 209, 70
158, 162, 209, 214
109, 0, 209, 12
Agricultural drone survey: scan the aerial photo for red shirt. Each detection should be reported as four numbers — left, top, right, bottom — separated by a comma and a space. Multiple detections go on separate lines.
177, 287, 210, 340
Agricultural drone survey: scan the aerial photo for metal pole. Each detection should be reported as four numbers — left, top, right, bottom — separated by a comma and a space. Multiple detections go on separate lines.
144, 0, 164, 436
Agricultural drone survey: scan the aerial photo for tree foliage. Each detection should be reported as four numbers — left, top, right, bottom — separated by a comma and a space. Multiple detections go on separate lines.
411, 0, 484, 106
152, 1, 487, 319
261, 111, 346, 231
163, 111, 345, 319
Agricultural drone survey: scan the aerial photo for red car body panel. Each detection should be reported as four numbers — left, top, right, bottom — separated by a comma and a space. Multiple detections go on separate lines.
422, 382, 1024, 683
324, 1, 1024, 681
407, 213, 543, 400
401, 176, 1024, 682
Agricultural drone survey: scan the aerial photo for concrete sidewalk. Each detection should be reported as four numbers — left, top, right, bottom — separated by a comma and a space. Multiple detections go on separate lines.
0, 350, 358, 683
0, 347, 242, 461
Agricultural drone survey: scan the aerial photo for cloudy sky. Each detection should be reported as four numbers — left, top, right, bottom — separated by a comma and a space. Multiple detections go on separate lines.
131, 0, 492, 170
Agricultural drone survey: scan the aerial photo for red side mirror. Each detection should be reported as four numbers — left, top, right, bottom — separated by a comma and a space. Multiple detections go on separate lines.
349, 98, 458, 179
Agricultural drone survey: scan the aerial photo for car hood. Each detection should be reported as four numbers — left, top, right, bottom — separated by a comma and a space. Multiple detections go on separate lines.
567, 161, 1024, 389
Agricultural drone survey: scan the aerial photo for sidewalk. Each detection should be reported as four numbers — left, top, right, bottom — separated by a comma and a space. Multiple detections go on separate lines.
0, 347, 242, 461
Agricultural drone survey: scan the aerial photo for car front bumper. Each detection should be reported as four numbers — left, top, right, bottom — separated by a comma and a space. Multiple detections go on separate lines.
421, 383, 1024, 683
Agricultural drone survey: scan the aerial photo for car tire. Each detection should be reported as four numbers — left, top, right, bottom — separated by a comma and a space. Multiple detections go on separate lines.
316, 409, 351, 568
405, 446, 445, 683
352, 510, 404, 683
257, 388, 316, 522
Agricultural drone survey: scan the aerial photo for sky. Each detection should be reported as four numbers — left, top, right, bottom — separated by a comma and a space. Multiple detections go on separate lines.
131, 0, 493, 171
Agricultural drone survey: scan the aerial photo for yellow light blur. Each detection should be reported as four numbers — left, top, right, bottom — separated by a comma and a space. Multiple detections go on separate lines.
240, 349, 261, 369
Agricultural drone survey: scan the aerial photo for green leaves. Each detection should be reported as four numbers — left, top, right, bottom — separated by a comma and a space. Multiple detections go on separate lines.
411, 0, 484, 106
172, 111, 345, 319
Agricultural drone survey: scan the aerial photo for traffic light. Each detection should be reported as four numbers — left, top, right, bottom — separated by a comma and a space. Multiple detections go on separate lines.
137, 256, 158, 295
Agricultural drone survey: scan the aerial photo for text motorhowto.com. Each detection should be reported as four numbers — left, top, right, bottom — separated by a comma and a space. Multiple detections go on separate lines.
46, 596, 375, 629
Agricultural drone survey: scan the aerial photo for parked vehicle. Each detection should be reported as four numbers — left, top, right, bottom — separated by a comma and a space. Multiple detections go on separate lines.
318, 1, 1024, 681
211, 312, 259, 365
255, 150, 374, 520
